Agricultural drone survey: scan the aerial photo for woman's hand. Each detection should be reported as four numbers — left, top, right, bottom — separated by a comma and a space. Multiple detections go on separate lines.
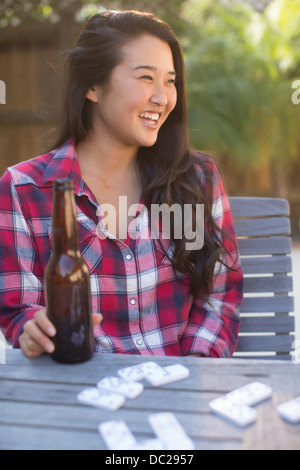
19, 309, 102, 359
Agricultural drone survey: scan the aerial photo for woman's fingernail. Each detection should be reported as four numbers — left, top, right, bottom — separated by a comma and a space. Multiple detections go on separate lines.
46, 342, 54, 353
47, 326, 56, 336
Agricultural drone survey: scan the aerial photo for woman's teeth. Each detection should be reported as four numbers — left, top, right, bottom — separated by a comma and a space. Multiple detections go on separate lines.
139, 112, 160, 121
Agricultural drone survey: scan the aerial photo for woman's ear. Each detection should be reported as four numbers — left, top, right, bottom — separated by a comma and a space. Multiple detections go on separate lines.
85, 86, 99, 103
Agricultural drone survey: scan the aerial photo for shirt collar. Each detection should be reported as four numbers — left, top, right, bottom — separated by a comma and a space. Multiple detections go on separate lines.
42, 138, 82, 193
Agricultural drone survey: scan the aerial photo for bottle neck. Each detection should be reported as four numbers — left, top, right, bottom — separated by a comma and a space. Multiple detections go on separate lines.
52, 180, 80, 257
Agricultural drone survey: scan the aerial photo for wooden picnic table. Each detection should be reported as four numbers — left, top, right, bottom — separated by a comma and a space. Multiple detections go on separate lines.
0, 349, 299, 451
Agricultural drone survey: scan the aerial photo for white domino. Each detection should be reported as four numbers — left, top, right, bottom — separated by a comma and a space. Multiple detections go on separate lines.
209, 396, 257, 428
148, 412, 195, 450
97, 376, 144, 399
77, 387, 125, 411
225, 382, 272, 407
140, 362, 190, 387
99, 420, 137, 450
117, 363, 149, 382
277, 397, 300, 424
118, 361, 190, 387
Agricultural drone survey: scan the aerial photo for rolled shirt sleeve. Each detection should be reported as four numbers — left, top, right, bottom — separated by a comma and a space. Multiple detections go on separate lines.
0, 170, 44, 347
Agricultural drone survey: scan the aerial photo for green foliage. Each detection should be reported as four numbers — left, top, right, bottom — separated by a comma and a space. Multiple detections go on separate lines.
0, 0, 185, 32
182, 0, 300, 168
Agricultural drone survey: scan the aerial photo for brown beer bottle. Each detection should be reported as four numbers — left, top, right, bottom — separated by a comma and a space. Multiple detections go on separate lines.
44, 179, 94, 364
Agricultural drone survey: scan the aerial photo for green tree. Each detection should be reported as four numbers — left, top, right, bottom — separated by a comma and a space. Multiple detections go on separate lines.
0, 0, 186, 35
182, 0, 300, 196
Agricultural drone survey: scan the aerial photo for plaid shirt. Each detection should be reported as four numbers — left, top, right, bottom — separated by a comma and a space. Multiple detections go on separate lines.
0, 139, 243, 357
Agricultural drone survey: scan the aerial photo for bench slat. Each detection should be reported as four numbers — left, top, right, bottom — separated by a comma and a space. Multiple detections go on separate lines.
240, 296, 294, 314
240, 256, 292, 274
234, 217, 290, 237
236, 334, 294, 353
239, 315, 295, 333
237, 236, 291, 256
243, 276, 293, 294
229, 197, 289, 218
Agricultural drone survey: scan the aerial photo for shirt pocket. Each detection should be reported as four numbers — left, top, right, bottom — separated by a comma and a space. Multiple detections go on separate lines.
154, 238, 191, 285
47, 213, 103, 274
154, 238, 175, 266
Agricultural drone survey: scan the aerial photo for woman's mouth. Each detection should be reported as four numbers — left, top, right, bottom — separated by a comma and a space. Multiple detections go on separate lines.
138, 112, 160, 129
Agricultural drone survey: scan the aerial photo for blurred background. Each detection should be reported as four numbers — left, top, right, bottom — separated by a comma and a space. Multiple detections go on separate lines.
1, 0, 300, 230
0, 0, 299, 340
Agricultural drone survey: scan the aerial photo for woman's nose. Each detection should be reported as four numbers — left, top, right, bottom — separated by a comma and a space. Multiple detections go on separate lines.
150, 84, 168, 107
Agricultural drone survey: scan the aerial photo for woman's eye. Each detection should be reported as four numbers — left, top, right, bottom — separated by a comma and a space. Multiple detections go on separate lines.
139, 75, 176, 84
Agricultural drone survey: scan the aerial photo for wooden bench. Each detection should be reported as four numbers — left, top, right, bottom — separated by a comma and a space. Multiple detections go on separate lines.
229, 197, 295, 360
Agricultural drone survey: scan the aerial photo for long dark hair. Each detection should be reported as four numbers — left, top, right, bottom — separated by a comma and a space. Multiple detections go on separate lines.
51, 10, 237, 300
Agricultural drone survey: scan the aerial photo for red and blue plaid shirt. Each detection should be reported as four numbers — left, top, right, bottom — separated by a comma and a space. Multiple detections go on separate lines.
0, 139, 243, 357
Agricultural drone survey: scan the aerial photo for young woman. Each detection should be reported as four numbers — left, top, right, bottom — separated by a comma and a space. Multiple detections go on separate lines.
0, 10, 243, 358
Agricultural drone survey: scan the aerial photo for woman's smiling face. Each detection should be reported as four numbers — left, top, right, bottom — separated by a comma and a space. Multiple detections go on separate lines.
86, 34, 178, 149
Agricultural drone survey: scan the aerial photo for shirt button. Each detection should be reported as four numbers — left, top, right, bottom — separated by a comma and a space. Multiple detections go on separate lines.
136, 339, 143, 346
125, 254, 132, 261
129, 298, 136, 305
